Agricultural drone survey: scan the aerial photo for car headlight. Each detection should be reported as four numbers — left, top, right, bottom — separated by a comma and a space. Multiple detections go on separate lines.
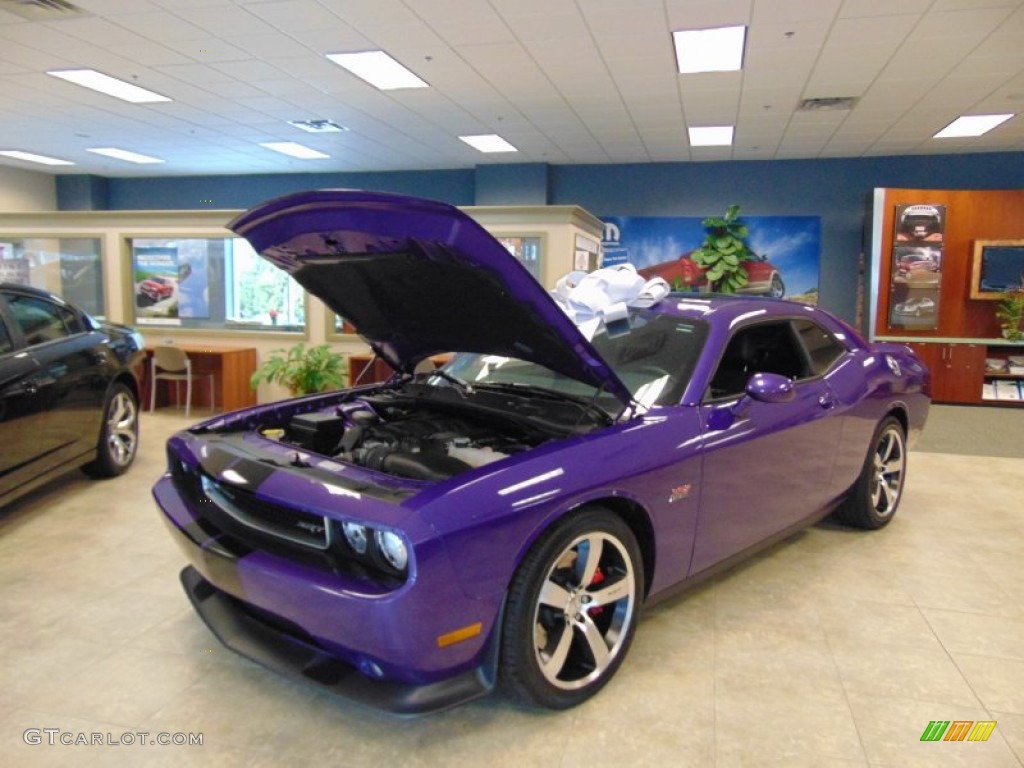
341, 522, 369, 554
375, 530, 408, 572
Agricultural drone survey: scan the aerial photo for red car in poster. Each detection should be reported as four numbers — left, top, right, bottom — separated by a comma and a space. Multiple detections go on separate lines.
139, 276, 174, 301
638, 252, 785, 298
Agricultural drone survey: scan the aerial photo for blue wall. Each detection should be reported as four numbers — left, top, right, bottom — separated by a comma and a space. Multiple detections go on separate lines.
58, 151, 1024, 323
101, 168, 476, 210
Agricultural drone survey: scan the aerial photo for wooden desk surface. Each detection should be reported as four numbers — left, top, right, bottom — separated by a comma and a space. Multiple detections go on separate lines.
143, 344, 258, 411
145, 344, 257, 355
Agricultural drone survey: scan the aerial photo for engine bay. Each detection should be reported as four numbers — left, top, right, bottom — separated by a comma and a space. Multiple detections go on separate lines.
270, 394, 551, 482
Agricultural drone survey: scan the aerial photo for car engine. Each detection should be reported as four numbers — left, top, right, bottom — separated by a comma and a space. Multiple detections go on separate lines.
281, 404, 537, 482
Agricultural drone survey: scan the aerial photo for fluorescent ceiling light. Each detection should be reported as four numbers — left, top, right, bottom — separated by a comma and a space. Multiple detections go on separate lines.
47, 69, 171, 104
325, 51, 428, 90
459, 134, 518, 153
933, 114, 1014, 138
260, 142, 329, 159
0, 150, 74, 166
688, 126, 734, 147
87, 147, 164, 164
673, 25, 746, 74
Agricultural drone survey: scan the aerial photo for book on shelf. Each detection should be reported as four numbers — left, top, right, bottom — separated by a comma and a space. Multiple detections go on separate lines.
982, 381, 998, 400
994, 379, 1023, 400
986, 357, 1009, 373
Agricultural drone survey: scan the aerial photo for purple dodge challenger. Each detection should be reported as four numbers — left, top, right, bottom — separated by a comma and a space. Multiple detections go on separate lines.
153, 190, 930, 714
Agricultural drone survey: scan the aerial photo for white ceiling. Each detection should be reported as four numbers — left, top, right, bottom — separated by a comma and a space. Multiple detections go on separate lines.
0, 0, 1022, 178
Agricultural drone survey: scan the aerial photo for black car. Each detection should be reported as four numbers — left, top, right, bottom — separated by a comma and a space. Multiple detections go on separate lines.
0, 283, 144, 506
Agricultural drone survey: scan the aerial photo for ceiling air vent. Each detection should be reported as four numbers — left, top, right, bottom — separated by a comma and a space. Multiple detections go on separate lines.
798, 97, 859, 112
0, 0, 86, 20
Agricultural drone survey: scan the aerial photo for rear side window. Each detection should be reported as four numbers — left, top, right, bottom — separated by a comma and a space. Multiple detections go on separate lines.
793, 318, 846, 375
2, 293, 80, 347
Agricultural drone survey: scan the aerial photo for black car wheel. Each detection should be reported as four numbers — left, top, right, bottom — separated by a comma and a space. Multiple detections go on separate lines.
84, 383, 139, 478
768, 274, 785, 299
834, 416, 906, 530
500, 507, 643, 709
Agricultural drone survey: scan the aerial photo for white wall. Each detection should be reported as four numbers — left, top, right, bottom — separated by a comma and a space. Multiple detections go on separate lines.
0, 165, 56, 211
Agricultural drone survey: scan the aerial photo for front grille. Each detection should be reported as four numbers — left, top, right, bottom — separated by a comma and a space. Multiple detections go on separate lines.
169, 455, 404, 588
200, 474, 330, 550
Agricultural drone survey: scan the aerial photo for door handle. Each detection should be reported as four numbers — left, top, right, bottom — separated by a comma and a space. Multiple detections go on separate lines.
818, 393, 834, 409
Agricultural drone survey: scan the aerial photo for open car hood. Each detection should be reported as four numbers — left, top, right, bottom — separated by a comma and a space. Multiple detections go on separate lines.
229, 190, 634, 407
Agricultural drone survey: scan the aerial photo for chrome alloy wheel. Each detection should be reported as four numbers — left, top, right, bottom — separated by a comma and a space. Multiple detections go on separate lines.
106, 389, 139, 467
531, 531, 637, 690
870, 424, 905, 517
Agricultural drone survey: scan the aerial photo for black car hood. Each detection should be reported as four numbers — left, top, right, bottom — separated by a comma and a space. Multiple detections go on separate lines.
228, 190, 634, 406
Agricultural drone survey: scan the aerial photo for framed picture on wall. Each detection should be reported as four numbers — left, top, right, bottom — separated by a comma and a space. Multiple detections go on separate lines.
894, 204, 945, 244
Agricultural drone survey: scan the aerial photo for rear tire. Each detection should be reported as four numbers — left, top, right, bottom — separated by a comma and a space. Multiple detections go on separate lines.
83, 383, 139, 478
499, 507, 643, 710
834, 416, 906, 529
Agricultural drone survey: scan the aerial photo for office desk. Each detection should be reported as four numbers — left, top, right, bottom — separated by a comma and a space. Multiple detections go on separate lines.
144, 344, 258, 413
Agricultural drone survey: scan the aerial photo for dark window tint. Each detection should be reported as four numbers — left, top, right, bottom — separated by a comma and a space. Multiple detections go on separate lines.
708, 321, 809, 399
0, 315, 12, 355
3, 293, 79, 346
794, 318, 846, 375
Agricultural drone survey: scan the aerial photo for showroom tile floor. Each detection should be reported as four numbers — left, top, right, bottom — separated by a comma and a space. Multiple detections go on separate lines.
1, 409, 1022, 767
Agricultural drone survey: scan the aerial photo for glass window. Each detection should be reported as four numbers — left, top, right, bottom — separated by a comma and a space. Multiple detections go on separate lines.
3, 292, 78, 346
0, 315, 12, 355
793, 318, 846, 375
708, 321, 809, 399
444, 313, 708, 411
496, 236, 541, 281
129, 237, 305, 332
0, 238, 104, 317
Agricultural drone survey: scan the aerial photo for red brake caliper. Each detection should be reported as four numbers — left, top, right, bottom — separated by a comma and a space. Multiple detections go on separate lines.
588, 567, 605, 618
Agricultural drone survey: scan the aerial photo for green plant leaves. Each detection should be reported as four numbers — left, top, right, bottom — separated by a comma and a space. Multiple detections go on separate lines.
693, 204, 756, 294
250, 342, 348, 395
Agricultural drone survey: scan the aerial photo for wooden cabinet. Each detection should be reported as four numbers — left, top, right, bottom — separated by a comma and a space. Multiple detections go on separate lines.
904, 341, 985, 404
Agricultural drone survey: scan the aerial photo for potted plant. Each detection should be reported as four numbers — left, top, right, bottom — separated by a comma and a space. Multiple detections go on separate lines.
250, 342, 348, 395
690, 204, 756, 294
996, 288, 1024, 342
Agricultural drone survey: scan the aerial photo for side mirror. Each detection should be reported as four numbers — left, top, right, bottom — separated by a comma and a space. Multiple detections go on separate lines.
745, 372, 795, 404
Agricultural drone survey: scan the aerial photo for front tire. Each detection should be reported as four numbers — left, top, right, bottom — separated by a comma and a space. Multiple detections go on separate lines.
83, 383, 139, 478
768, 273, 785, 299
834, 416, 906, 529
499, 507, 643, 709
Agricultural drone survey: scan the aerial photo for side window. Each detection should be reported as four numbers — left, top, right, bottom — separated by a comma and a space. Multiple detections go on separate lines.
0, 314, 12, 355
708, 321, 809, 399
794, 319, 846, 375
3, 293, 77, 347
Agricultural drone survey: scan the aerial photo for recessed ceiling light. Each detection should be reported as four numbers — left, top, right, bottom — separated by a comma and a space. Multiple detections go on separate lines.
688, 126, 734, 147
933, 114, 1014, 138
47, 69, 171, 104
459, 134, 518, 153
260, 142, 330, 159
87, 147, 164, 164
289, 119, 348, 133
325, 51, 428, 90
0, 150, 74, 166
673, 25, 747, 74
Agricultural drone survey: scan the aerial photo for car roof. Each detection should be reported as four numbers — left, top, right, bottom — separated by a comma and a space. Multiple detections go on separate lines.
648, 293, 828, 327
0, 282, 68, 303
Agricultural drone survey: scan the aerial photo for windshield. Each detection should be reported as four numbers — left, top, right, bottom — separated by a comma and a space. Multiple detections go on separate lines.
438, 313, 708, 411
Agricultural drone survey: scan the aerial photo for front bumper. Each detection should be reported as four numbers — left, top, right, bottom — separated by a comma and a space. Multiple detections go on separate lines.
180, 566, 496, 715
154, 474, 502, 714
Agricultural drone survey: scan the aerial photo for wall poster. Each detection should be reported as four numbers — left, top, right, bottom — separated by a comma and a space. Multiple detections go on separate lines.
888, 204, 945, 330
600, 216, 821, 304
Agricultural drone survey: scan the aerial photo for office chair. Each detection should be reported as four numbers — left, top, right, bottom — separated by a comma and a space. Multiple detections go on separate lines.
150, 345, 215, 417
